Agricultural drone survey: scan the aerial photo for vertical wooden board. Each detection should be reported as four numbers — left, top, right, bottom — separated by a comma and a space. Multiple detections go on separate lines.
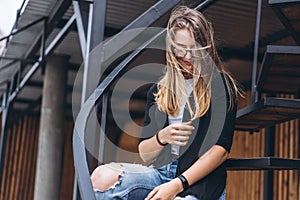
28, 115, 39, 200
275, 170, 279, 200
254, 134, 260, 199
13, 117, 26, 200
279, 124, 284, 200
60, 121, 75, 200
21, 115, 34, 200
9, 119, 24, 200
296, 119, 299, 200
284, 122, 289, 200
258, 132, 263, 200
245, 134, 250, 199
21, 117, 30, 199
0, 127, 12, 200
250, 136, 254, 200
5, 124, 18, 200
288, 121, 294, 200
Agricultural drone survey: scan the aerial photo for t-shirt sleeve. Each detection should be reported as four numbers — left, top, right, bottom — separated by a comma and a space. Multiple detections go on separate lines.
139, 84, 159, 143
215, 79, 238, 153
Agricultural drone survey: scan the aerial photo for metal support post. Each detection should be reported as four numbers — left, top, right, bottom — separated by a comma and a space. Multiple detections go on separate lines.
73, 0, 107, 199
98, 93, 108, 164
73, 0, 88, 60
0, 82, 11, 191
264, 126, 275, 200
251, 0, 263, 104
41, 18, 48, 75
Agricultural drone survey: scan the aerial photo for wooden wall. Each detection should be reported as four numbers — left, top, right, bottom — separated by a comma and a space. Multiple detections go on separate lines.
273, 94, 299, 200
0, 92, 299, 200
0, 114, 75, 200
0, 115, 39, 200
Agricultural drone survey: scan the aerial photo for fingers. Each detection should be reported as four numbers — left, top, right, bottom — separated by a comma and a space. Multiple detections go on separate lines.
173, 140, 188, 146
173, 134, 190, 141
172, 122, 194, 132
183, 120, 192, 125
171, 129, 193, 136
145, 188, 158, 200
171, 134, 189, 146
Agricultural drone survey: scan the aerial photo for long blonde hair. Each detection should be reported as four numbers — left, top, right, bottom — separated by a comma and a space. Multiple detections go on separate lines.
155, 5, 240, 120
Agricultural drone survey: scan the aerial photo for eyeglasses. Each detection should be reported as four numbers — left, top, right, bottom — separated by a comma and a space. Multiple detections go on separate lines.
170, 44, 212, 59
171, 45, 200, 58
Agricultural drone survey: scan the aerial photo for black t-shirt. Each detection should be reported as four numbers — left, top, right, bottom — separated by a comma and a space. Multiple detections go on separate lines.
139, 74, 237, 200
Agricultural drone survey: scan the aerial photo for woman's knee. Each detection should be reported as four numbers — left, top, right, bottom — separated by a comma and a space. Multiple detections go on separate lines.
91, 164, 121, 191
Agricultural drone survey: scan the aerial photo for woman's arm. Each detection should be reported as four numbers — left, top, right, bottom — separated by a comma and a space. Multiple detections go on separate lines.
138, 132, 165, 163
180, 145, 228, 185
145, 145, 228, 200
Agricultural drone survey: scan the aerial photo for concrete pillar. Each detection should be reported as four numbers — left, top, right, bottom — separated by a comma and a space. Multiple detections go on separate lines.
34, 55, 69, 200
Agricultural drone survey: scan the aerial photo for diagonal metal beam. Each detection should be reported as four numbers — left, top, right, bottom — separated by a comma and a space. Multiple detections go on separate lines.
0, 60, 18, 73
8, 14, 76, 104
102, 0, 184, 62
0, 56, 37, 63
250, 0, 263, 104
25, 0, 73, 59
270, 4, 300, 45
73, 0, 88, 60
0, 17, 46, 43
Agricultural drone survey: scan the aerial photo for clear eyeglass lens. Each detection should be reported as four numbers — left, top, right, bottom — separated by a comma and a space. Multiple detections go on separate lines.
172, 46, 200, 58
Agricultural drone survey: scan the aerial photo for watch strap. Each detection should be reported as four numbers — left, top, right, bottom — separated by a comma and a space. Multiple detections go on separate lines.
177, 174, 189, 190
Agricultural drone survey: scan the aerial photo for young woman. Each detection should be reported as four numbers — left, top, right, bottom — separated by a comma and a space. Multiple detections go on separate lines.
91, 5, 240, 200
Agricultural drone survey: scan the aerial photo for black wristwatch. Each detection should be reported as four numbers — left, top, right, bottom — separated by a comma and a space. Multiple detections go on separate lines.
177, 174, 189, 190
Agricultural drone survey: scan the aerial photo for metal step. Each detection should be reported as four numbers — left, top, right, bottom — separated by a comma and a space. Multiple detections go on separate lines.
226, 157, 300, 170
256, 45, 300, 93
269, 0, 300, 45
235, 97, 300, 131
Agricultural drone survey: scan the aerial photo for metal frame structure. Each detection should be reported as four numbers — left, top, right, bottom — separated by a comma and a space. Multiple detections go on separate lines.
236, 1, 300, 199
226, 157, 300, 170
0, 0, 299, 199
0, 0, 74, 191
250, 0, 262, 104
72, 1, 217, 199
0, 83, 11, 186
269, 0, 300, 45
256, 45, 300, 93
236, 97, 300, 131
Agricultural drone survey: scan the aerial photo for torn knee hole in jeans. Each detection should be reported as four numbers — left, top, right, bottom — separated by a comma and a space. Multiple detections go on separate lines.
109, 169, 124, 190
94, 163, 125, 192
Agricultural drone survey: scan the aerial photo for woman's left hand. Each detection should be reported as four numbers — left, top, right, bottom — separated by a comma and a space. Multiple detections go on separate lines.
145, 178, 183, 200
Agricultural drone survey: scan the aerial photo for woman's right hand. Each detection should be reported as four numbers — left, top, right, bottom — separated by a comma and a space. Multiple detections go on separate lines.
157, 121, 194, 146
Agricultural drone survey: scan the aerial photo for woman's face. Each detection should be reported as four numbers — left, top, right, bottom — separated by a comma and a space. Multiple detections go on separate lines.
173, 28, 196, 79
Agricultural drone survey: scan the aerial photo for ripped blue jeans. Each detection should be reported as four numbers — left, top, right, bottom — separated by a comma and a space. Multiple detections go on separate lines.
94, 160, 226, 200
94, 160, 177, 199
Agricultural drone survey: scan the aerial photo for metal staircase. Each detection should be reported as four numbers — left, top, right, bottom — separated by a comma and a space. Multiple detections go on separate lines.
72, 0, 300, 199
228, 0, 300, 199
72, 1, 216, 199
235, 97, 300, 131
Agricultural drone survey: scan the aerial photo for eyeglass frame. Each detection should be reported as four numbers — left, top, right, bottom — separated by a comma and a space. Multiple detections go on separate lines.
170, 45, 204, 58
